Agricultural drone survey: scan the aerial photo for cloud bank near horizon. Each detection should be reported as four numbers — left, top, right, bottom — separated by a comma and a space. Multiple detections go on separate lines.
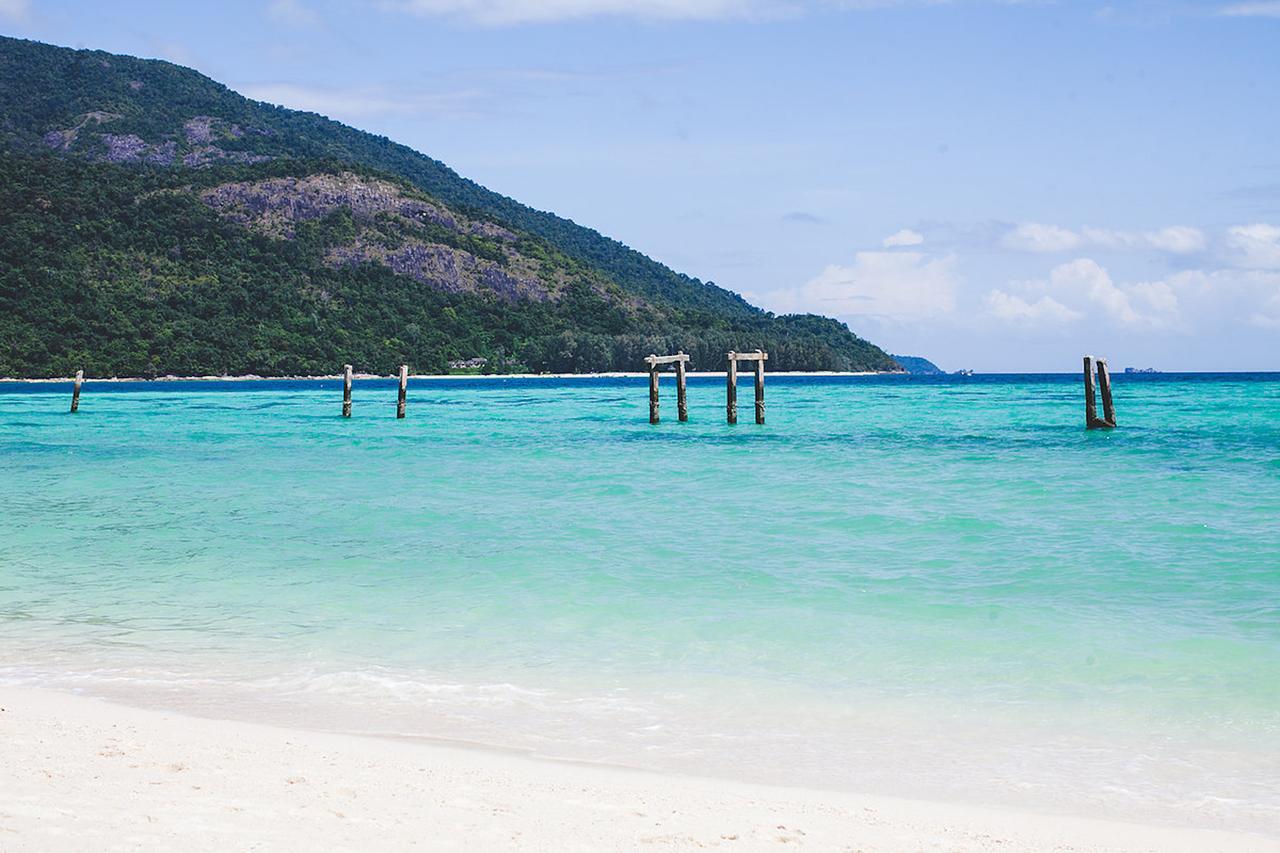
761, 220, 1280, 367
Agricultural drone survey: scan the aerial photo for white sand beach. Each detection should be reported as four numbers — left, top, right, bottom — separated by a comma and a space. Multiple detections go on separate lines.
0, 686, 1271, 852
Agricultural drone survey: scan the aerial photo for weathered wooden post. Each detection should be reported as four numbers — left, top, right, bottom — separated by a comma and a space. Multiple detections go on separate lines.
1097, 358, 1116, 427
648, 355, 661, 424
676, 353, 688, 423
726, 350, 767, 425
70, 369, 83, 414
1083, 355, 1098, 427
1083, 355, 1115, 429
753, 351, 765, 425
397, 365, 408, 419
342, 364, 353, 418
726, 351, 738, 424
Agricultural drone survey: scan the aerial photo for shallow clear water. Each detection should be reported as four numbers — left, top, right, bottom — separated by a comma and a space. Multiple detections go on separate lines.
2, 374, 1278, 833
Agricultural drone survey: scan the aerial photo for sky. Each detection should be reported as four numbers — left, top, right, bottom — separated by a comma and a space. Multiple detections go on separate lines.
3, 0, 1278, 371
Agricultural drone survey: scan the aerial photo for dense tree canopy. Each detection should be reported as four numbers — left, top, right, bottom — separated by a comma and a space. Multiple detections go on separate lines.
0, 36, 901, 377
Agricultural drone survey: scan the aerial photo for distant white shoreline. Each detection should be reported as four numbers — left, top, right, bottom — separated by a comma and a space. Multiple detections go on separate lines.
0, 370, 891, 382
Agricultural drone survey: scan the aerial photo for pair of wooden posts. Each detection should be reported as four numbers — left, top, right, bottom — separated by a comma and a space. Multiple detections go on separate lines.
1083, 355, 1116, 429
341, 364, 409, 418
644, 352, 690, 424
645, 350, 767, 425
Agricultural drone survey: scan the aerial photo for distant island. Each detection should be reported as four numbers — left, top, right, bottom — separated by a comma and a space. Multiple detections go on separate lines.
892, 355, 944, 375
0, 36, 901, 380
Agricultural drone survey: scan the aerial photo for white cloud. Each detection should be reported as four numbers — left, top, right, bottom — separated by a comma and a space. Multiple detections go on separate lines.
1130, 280, 1179, 315
1145, 226, 1208, 254
0, 0, 28, 22
1152, 268, 1280, 331
1048, 258, 1140, 324
1219, 1, 1280, 16
984, 290, 1082, 324
381, 0, 776, 24
771, 251, 959, 323
1225, 223, 1280, 269
987, 259, 1182, 329
1050, 258, 1180, 326
1004, 223, 1206, 254
1002, 223, 1082, 252
268, 0, 320, 26
779, 244, 1280, 359
882, 228, 924, 248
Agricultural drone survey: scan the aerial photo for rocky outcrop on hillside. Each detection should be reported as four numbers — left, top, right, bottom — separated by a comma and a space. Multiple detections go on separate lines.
326, 240, 550, 301
41, 111, 122, 152
42, 111, 274, 168
200, 173, 501, 240
100, 133, 176, 165
202, 172, 557, 301
184, 116, 238, 144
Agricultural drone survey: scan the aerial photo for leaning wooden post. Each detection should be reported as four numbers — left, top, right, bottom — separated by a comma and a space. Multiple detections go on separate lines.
648, 356, 660, 424
70, 369, 83, 414
1097, 358, 1116, 427
753, 351, 765, 425
1083, 355, 1098, 428
397, 364, 408, 419
676, 354, 688, 422
726, 352, 738, 424
342, 364, 353, 418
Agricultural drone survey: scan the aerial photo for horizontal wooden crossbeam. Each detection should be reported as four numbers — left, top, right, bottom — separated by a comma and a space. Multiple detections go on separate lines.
644, 353, 690, 367
727, 350, 768, 362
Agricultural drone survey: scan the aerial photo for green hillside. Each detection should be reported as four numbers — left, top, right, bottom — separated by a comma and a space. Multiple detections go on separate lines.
0, 35, 900, 377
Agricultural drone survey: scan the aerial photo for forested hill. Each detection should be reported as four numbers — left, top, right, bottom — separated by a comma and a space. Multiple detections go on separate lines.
0, 35, 900, 377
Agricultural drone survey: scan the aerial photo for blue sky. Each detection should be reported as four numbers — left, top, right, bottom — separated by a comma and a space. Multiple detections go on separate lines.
4, 0, 1278, 370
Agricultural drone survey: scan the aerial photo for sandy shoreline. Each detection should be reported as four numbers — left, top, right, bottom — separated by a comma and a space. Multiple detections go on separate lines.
0, 371, 887, 383
0, 686, 1271, 852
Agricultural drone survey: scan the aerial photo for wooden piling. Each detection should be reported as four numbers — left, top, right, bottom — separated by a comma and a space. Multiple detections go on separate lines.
1097, 359, 1116, 427
1084, 355, 1115, 429
676, 354, 688, 423
1083, 356, 1097, 427
342, 364, 353, 418
643, 353, 689, 424
648, 359, 661, 424
397, 364, 408, 419
70, 369, 83, 414
726, 352, 738, 424
754, 354, 765, 425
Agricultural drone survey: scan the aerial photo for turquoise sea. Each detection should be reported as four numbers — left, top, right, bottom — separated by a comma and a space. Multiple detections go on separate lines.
1, 374, 1278, 834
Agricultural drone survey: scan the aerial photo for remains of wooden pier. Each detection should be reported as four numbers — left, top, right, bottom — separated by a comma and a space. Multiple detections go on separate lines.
643, 352, 689, 424
1083, 355, 1116, 429
54, 355, 1122, 433
70, 369, 83, 413
727, 350, 767, 425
